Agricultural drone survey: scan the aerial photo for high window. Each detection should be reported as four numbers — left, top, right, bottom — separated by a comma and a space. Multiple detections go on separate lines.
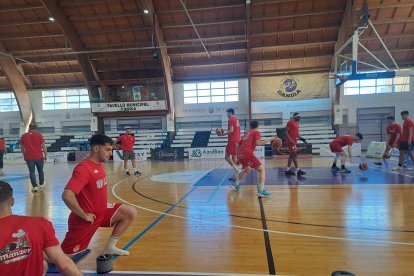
344, 76, 410, 95
42, 89, 90, 110
183, 80, 239, 104
0, 92, 19, 112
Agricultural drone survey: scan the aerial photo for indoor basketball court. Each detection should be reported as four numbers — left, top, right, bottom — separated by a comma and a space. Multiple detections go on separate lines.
0, 0, 413, 276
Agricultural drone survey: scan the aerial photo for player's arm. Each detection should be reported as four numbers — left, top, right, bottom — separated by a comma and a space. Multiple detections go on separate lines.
285, 128, 295, 144
20, 141, 25, 155
222, 125, 233, 136
408, 126, 413, 146
298, 135, 308, 145
394, 132, 400, 147
256, 137, 276, 146
42, 143, 48, 161
62, 189, 96, 223
44, 245, 83, 276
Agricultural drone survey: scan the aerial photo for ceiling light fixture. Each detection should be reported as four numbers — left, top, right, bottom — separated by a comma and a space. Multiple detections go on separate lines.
143, 8, 149, 14
48, 16, 55, 22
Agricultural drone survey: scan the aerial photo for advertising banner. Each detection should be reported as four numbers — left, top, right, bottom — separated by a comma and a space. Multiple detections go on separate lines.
4, 152, 69, 164
251, 73, 329, 101
113, 150, 148, 162
366, 142, 386, 159
91, 101, 166, 112
151, 148, 184, 160
188, 146, 265, 159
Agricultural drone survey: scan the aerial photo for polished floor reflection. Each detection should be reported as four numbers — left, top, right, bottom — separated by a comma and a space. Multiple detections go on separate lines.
5, 157, 414, 276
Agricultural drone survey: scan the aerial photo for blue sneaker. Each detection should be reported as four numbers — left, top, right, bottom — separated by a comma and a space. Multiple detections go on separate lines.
339, 168, 351, 174
257, 189, 271, 198
331, 166, 340, 171
230, 184, 242, 191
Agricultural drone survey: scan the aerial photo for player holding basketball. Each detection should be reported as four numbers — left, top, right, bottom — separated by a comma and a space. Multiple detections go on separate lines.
218, 108, 241, 180
115, 128, 141, 176
231, 121, 276, 198
375, 116, 401, 166
330, 133, 363, 174
0, 181, 82, 275
61, 134, 137, 256
284, 112, 308, 176
392, 111, 414, 171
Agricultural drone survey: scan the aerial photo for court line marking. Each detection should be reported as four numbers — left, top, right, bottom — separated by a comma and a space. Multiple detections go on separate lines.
373, 166, 414, 178
206, 169, 232, 203
82, 269, 296, 275
112, 179, 414, 247
111, 164, 224, 263
258, 194, 276, 275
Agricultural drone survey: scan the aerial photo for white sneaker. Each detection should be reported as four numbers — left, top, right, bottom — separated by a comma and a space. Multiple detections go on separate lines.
31, 187, 38, 193
391, 166, 401, 171
39, 183, 45, 189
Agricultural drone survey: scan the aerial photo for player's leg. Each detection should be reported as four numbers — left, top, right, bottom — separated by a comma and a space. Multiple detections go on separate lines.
256, 165, 271, 197
35, 159, 45, 188
102, 203, 137, 256
232, 166, 250, 190
330, 143, 341, 171
291, 150, 305, 176
392, 143, 407, 171
285, 152, 294, 175
26, 160, 38, 192
339, 151, 351, 174
406, 144, 414, 170
226, 143, 240, 179
123, 151, 129, 175
130, 152, 141, 175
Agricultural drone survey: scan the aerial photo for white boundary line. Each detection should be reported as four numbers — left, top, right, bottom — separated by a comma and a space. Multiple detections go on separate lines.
81, 270, 296, 276
111, 178, 414, 247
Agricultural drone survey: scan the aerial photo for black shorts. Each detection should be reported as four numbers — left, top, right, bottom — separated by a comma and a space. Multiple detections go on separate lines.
399, 142, 414, 151
123, 150, 135, 160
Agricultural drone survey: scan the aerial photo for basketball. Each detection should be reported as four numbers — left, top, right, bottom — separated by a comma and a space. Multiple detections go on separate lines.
271, 138, 283, 150
216, 128, 224, 136
359, 162, 368, 171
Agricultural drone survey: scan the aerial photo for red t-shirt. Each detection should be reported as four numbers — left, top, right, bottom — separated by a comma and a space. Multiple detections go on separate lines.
332, 135, 353, 147
285, 119, 299, 145
20, 131, 45, 161
228, 116, 241, 144
387, 123, 402, 145
0, 139, 4, 151
0, 215, 59, 276
401, 119, 414, 142
116, 134, 135, 151
239, 129, 261, 156
65, 158, 108, 218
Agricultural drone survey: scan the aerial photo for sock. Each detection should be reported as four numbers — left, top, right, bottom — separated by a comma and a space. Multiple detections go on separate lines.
259, 183, 265, 191
341, 165, 345, 169
103, 236, 129, 256
285, 167, 290, 171
332, 162, 337, 167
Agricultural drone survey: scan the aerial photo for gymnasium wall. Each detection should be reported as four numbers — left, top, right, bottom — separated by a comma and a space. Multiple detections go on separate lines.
339, 74, 414, 125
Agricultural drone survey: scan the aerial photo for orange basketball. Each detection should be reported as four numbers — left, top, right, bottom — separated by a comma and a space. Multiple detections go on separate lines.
359, 162, 368, 171
216, 128, 224, 136
271, 138, 282, 150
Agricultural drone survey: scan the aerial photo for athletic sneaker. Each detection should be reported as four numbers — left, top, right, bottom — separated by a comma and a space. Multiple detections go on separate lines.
297, 170, 306, 176
39, 183, 45, 189
134, 171, 142, 176
229, 174, 238, 181
374, 161, 383, 166
31, 187, 38, 193
331, 166, 340, 171
339, 168, 351, 174
391, 166, 401, 171
257, 189, 271, 198
230, 184, 242, 191
285, 170, 295, 176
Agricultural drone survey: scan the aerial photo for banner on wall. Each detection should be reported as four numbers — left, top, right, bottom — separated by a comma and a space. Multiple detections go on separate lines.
366, 142, 386, 159
188, 146, 265, 159
4, 152, 69, 164
151, 148, 185, 160
113, 150, 148, 162
91, 101, 166, 112
251, 73, 329, 101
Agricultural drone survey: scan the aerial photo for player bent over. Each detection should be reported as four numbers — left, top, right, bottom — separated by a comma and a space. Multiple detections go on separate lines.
61, 134, 137, 256
375, 116, 401, 166
231, 121, 276, 198
330, 133, 363, 174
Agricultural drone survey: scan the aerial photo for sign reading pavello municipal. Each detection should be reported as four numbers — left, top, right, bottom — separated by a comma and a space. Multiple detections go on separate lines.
91, 101, 166, 112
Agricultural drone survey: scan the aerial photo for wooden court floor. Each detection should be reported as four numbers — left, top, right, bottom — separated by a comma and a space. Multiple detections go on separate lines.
5, 157, 414, 276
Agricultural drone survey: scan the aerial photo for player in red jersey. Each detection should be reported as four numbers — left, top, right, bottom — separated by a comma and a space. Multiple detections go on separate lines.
0, 138, 5, 176
218, 108, 241, 180
115, 128, 141, 176
329, 133, 363, 174
284, 112, 308, 176
61, 134, 137, 256
375, 116, 401, 166
231, 121, 276, 198
20, 124, 47, 193
392, 111, 414, 171
0, 181, 82, 276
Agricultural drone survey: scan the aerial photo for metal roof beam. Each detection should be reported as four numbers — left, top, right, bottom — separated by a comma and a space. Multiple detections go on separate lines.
157, 3, 245, 13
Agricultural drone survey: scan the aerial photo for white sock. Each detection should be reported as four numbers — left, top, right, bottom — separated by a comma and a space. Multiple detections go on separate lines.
259, 183, 265, 191
103, 236, 129, 256
295, 167, 299, 172
285, 167, 290, 171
